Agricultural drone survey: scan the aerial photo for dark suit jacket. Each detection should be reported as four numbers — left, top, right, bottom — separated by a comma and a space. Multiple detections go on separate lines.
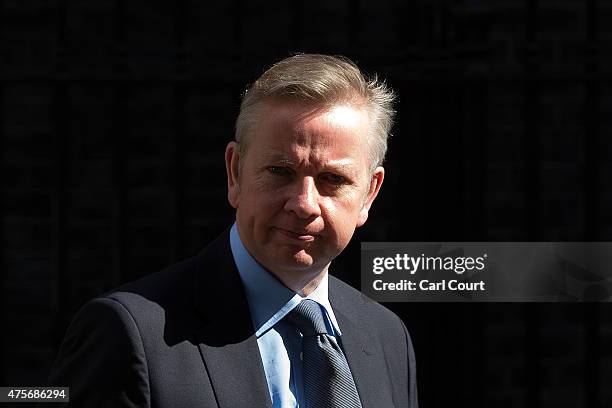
49, 230, 418, 407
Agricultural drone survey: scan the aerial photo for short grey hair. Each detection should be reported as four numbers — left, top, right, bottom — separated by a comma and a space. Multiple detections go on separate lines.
235, 54, 396, 173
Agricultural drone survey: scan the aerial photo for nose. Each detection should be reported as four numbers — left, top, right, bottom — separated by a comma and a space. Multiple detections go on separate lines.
283, 176, 322, 219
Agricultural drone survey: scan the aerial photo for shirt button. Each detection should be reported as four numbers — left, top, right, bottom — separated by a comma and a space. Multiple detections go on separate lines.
300, 352, 303, 361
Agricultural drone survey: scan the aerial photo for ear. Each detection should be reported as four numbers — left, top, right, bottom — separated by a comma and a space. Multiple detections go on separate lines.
225, 141, 241, 208
356, 166, 385, 227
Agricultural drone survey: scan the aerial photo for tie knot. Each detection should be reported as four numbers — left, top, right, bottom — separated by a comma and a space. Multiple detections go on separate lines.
286, 299, 328, 336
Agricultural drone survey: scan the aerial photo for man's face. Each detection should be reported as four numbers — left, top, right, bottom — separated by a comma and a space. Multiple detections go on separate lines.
225, 99, 384, 285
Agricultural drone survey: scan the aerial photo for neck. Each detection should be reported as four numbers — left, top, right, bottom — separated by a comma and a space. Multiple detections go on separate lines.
269, 266, 329, 297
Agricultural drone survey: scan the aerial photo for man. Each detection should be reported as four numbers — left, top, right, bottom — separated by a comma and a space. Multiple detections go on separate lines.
49, 54, 418, 407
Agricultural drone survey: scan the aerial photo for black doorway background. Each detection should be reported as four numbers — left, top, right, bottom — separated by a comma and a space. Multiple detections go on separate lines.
1, 1, 611, 407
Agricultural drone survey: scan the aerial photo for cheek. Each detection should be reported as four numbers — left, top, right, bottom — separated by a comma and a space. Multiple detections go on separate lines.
320, 199, 361, 241
239, 184, 285, 221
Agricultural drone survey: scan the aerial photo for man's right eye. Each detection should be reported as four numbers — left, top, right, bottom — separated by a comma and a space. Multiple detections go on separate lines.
267, 166, 290, 175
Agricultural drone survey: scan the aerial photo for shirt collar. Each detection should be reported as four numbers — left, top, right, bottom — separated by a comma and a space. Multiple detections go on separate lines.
229, 222, 342, 338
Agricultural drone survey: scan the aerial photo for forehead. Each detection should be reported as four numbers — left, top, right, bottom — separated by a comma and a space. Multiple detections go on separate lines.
249, 100, 370, 159
255, 99, 369, 139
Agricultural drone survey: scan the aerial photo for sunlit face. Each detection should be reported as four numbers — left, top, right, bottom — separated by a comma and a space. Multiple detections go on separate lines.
225, 99, 384, 287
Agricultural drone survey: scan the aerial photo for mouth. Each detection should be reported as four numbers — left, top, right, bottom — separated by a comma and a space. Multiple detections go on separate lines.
274, 227, 319, 242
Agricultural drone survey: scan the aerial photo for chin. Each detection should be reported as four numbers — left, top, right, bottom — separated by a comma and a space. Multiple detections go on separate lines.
269, 250, 317, 272
291, 250, 316, 266
281, 249, 314, 266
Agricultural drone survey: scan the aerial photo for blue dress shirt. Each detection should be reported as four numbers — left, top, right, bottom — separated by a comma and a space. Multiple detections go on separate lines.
229, 223, 343, 408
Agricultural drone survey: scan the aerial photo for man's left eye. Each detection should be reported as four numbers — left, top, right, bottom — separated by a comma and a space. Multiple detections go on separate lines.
322, 174, 346, 184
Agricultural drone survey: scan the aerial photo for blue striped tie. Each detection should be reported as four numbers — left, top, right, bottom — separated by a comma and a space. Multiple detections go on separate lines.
286, 299, 363, 408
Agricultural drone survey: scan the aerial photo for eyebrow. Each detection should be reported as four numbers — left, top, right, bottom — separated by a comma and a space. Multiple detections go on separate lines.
323, 160, 360, 176
265, 153, 359, 176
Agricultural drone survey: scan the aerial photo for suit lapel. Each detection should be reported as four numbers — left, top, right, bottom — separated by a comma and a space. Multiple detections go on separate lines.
330, 278, 395, 408
333, 307, 379, 408
196, 334, 271, 408
192, 230, 272, 408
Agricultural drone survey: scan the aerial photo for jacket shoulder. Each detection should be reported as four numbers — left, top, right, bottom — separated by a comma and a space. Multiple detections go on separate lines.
102, 255, 199, 310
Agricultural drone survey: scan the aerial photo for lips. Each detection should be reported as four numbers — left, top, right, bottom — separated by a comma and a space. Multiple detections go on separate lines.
274, 227, 319, 242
